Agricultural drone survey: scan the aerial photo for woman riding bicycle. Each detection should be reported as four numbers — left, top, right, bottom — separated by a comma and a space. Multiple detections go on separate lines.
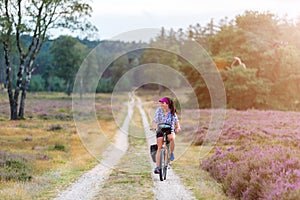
151, 97, 181, 174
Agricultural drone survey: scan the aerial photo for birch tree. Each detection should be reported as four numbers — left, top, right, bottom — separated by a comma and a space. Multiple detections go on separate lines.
0, 0, 96, 120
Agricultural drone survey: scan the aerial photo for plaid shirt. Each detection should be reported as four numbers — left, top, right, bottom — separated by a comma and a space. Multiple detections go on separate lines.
153, 107, 178, 131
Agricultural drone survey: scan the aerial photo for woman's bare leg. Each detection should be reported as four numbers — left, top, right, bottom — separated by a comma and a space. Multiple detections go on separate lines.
156, 137, 163, 167
168, 132, 175, 153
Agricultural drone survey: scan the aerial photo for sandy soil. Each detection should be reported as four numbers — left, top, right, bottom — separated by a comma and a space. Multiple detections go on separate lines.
54, 95, 196, 200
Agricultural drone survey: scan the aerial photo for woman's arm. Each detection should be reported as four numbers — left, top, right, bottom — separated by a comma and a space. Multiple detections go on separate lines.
175, 121, 181, 133
151, 107, 160, 131
150, 121, 157, 131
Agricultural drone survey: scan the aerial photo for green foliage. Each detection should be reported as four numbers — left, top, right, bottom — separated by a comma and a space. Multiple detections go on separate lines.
29, 75, 45, 92
110, 54, 131, 86
222, 66, 271, 110
184, 10, 300, 110
47, 143, 67, 152
140, 28, 183, 92
0, 0, 97, 119
53, 143, 67, 152
142, 28, 181, 68
235, 11, 279, 39
108, 51, 142, 90
47, 76, 65, 92
2, 7, 300, 111
193, 79, 211, 109
50, 36, 87, 95
2, 36, 146, 94
97, 78, 113, 93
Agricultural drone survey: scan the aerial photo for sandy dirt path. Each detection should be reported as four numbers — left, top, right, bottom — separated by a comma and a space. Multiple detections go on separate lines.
54, 98, 134, 200
54, 95, 196, 200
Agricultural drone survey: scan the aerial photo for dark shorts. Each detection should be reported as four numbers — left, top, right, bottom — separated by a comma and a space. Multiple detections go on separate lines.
156, 126, 172, 138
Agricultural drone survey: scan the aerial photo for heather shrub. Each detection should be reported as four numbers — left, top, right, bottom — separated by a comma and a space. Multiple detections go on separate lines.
0, 150, 32, 181
48, 142, 68, 152
52, 143, 67, 152
201, 145, 300, 199
47, 124, 63, 131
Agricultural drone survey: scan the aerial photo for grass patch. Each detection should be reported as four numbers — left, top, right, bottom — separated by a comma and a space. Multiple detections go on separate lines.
53, 143, 67, 151
0, 119, 99, 199
46, 143, 68, 152
0, 92, 123, 199
96, 106, 154, 199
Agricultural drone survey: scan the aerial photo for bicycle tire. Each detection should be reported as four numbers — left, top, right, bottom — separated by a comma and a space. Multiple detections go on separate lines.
163, 166, 167, 180
164, 146, 170, 180
159, 149, 165, 181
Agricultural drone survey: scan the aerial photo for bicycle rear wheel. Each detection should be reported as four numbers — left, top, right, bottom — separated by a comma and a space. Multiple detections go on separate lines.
159, 149, 165, 181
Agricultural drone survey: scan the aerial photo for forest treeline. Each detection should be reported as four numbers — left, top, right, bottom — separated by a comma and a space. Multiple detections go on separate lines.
1, 10, 300, 111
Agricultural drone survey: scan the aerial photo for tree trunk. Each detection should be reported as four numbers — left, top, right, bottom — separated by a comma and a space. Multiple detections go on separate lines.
3, 43, 17, 120
19, 57, 36, 119
19, 88, 26, 119
0, 65, 4, 91
19, 70, 32, 119
66, 79, 71, 96
11, 59, 25, 120
80, 78, 83, 100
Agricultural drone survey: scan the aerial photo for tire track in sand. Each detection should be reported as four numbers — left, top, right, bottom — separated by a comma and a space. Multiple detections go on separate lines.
54, 97, 134, 200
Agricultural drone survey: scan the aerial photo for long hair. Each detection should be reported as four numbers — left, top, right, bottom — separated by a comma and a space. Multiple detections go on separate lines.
165, 97, 176, 115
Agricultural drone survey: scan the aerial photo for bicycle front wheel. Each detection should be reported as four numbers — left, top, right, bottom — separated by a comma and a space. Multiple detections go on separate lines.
163, 164, 168, 180
163, 147, 170, 180
159, 149, 165, 181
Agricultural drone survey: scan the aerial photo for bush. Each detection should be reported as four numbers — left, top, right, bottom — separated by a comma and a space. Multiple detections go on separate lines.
47, 76, 65, 92
201, 145, 300, 199
28, 75, 45, 92
96, 77, 113, 93
53, 143, 67, 152
0, 150, 32, 181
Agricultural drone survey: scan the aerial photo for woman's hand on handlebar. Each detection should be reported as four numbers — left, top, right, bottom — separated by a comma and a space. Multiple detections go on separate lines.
175, 127, 181, 134
150, 127, 156, 131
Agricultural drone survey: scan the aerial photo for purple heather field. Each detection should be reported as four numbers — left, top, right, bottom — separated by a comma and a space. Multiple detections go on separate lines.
183, 109, 300, 200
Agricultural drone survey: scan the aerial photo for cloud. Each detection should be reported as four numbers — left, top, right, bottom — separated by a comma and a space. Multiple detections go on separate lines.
90, 0, 300, 40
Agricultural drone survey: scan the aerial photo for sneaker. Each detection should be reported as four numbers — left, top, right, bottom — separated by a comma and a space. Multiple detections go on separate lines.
154, 167, 160, 174
170, 153, 175, 161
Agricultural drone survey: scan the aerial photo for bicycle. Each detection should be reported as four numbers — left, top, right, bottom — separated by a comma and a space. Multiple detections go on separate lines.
154, 123, 172, 181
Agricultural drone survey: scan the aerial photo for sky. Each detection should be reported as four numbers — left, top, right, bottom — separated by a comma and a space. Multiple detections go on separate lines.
88, 0, 300, 42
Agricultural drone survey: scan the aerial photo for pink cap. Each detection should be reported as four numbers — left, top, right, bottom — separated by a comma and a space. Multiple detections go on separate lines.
159, 97, 169, 104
